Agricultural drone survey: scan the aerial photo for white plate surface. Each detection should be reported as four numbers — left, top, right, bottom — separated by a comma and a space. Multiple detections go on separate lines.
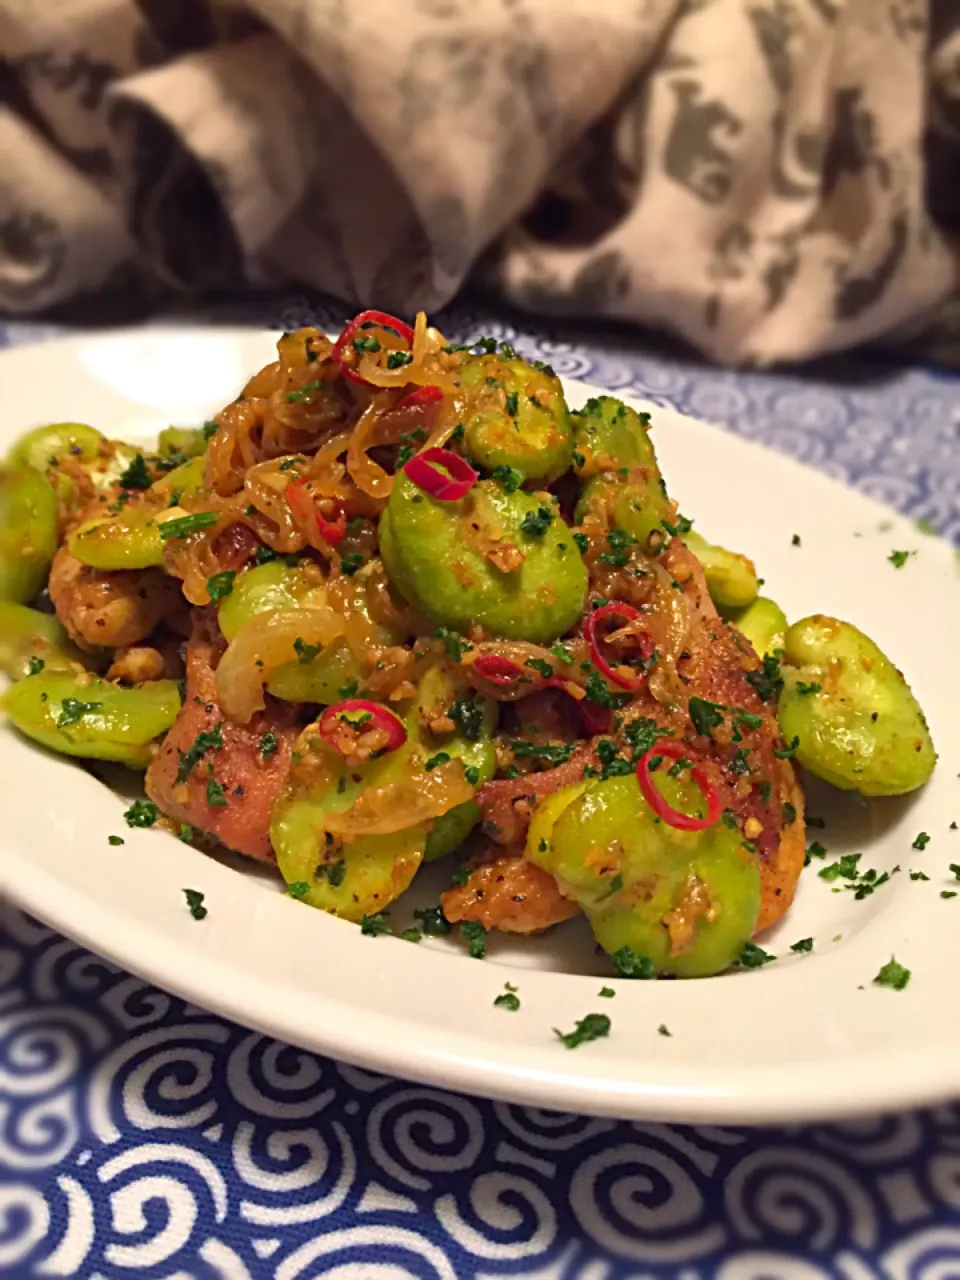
1, 326, 958, 1125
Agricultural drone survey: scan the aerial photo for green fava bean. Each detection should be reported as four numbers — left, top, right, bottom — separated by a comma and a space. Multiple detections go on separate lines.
723, 596, 787, 658
68, 504, 167, 571
220, 560, 402, 705
527, 774, 761, 977
271, 708, 428, 921
157, 426, 207, 459
682, 529, 759, 610
0, 603, 84, 679
2, 671, 182, 767
382, 474, 587, 644
459, 354, 573, 483
419, 669, 496, 862
778, 615, 936, 796
572, 397, 672, 547
151, 455, 206, 497
0, 467, 59, 603
8, 422, 104, 472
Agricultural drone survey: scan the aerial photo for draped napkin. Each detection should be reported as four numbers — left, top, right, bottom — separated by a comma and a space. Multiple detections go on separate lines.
0, 0, 958, 365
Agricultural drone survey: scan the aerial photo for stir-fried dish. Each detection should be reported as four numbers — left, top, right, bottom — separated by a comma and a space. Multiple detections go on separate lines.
0, 311, 938, 977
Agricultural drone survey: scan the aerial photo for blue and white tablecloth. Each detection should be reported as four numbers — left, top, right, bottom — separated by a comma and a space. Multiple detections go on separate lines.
2, 296, 960, 1280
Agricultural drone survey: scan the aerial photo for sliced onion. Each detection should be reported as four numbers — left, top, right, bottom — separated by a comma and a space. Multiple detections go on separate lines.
324, 760, 473, 837
215, 606, 345, 723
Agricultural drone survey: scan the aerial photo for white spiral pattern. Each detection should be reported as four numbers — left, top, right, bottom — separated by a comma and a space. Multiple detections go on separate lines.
2, 305, 960, 1276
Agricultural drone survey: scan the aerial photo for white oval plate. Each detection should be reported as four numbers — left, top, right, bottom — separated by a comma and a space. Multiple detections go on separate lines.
1, 326, 958, 1125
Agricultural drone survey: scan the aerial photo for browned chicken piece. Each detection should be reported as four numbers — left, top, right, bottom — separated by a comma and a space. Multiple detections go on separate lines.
441, 851, 580, 933
106, 646, 166, 685
145, 612, 298, 862
49, 547, 185, 650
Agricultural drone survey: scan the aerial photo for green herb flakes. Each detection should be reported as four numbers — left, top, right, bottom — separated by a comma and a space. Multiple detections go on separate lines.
461, 920, 487, 959
183, 888, 207, 920
554, 1013, 611, 1049
124, 800, 159, 828
494, 983, 520, 1011
873, 956, 911, 990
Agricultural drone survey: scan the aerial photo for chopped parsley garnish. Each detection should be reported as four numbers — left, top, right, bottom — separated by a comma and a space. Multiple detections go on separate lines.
912, 831, 930, 851
360, 912, 391, 936
386, 351, 413, 369
941, 891, 957, 900
888, 550, 912, 568
737, 941, 775, 967
183, 888, 207, 920
658, 1024, 672, 1037
56, 697, 102, 728
206, 570, 236, 602
520, 506, 554, 538
910, 870, 930, 881
202, 420, 219, 440
791, 534, 801, 546
782, 802, 797, 824
598, 527, 637, 568
550, 643, 574, 664
873, 956, 910, 990
339, 680, 359, 699
688, 696, 725, 738
340, 552, 364, 576
176, 724, 223, 784
450, 867, 470, 887
504, 391, 519, 416
819, 853, 861, 882
511, 741, 577, 767
294, 637, 322, 664
612, 947, 657, 979
773, 736, 800, 759
108, 834, 124, 846
796, 681, 822, 695
253, 545, 279, 565
159, 511, 219, 540
26, 656, 45, 675
179, 825, 194, 843
396, 444, 414, 468
490, 464, 523, 493
400, 927, 423, 943
316, 859, 346, 887
434, 627, 470, 662
353, 335, 381, 353
425, 752, 451, 772
584, 669, 629, 710
123, 800, 160, 828
554, 1013, 611, 1049
661, 514, 693, 536
598, 986, 615, 998
460, 920, 487, 958
118, 452, 152, 489
449, 696, 483, 741
206, 779, 227, 807
745, 650, 784, 702
260, 731, 278, 758
790, 938, 814, 953
525, 657, 554, 680
572, 531, 589, 555
950, 863, 960, 880
414, 906, 452, 935
285, 380, 323, 403
464, 766, 480, 786
494, 982, 520, 1011
287, 881, 310, 899
806, 841, 827, 862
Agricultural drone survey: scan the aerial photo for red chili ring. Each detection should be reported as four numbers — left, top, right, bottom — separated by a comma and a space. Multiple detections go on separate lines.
331, 309, 415, 387
286, 476, 347, 546
584, 601, 654, 691
636, 741, 721, 832
396, 385, 444, 410
471, 654, 527, 686
403, 447, 478, 502
317, 699, 407, 756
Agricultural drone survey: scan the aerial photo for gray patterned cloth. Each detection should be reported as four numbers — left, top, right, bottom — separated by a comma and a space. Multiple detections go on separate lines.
2, 0, 960, 366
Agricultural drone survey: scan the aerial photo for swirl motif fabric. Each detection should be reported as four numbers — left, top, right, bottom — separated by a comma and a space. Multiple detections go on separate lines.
1, 299, 959, 1277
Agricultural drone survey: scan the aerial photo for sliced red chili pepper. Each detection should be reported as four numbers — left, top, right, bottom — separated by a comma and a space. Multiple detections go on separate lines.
575, 698, 612, 735
318, 699, 407, 757
331, 310, 415, 387
396, 385, 444, 410
636, 741, 721, 832
584, 602, 654, 691
403, 447, 478, 502
286, 477, 347, 546
471, 655, 527, 686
